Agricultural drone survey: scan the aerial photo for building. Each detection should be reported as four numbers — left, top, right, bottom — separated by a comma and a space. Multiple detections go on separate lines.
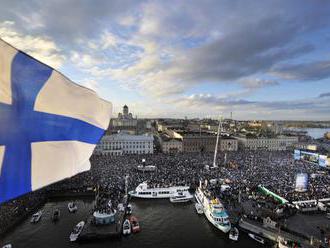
181, 132, 238, 153
235, 135, 298, 151
220, 138, 238, 151
95, 132, 153, 155
160, 135, 183, 153
109, 105, 138, 134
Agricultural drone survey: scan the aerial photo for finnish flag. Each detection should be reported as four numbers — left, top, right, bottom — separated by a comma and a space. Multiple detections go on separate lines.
0, 39, 112, 203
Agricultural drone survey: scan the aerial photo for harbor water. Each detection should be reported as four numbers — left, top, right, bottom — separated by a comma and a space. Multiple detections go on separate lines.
1, 198, 263, 248
297, 128, 330, 139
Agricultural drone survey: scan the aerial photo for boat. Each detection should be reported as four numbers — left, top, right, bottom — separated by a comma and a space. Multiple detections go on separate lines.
126, 204, 132, 215
68, 202, 77, 213
195, 203, 204, 214
69, 221, 85, 242
248, 233, 265, 244
2, 244, 12, 248
129, 216, 141, 233
129, 182, 190, 199
122, 219, 131, 235
195, 180, 231, 233
228, 227, 239, 241
170, 191, 193, 203
30, 211, 42, 223
52, 209, 60, 222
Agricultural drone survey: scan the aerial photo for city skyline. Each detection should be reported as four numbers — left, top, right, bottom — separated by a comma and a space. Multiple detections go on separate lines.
0, 0, 330, 120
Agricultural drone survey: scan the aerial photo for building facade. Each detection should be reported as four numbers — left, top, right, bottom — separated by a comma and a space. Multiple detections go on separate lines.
235, 135, 298, 150
179, 132, 238, 153
161, 138, 183, 153
95, 132, 154, 156
108, 105, 138, 134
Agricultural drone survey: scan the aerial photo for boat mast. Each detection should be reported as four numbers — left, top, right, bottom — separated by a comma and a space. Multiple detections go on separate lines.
213, 116, 222, 168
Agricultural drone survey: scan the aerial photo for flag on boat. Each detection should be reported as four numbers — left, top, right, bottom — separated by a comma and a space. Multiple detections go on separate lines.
0, 39, 112, 203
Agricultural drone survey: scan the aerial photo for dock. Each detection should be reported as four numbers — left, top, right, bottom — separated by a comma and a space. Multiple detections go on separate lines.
239, 218, 321, 248
78, 195, 128, 241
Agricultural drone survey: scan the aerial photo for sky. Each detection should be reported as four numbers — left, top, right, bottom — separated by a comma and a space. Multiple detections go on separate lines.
0, 0, 329, 120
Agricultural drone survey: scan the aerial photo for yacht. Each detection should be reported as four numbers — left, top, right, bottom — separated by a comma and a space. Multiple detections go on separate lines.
195, 181, 231, 233
69, 221, 85, 242
122, 219, 131, 235
68, 202, 77, 213
228, 227, 239, 241
129, 182, 190, 199
170, 191, 193, 203
30, 211, 42, 223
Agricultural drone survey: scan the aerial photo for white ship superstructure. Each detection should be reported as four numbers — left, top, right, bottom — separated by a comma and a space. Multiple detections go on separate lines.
195, 181, 231, 233
129, 182, 190, 199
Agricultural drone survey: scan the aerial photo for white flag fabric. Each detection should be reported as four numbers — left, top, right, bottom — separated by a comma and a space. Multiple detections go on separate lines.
0, 39, 112, 203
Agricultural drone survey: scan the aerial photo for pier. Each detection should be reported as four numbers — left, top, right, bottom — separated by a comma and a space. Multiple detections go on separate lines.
238, 218, 321, 248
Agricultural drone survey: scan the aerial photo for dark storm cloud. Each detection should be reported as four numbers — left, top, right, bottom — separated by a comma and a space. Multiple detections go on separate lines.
273, 60, 330, 81
319, 92, 330, 98
176, 92, 330, 114
148, 0, 330, 88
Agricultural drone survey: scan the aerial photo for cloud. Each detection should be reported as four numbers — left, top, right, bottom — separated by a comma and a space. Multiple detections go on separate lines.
239, 78, 279, 89
98, 2, 324, 97
319, 92, 330, 98
1, 0, 329, 119
171, 92, 330, 120
0, 21, 65, 69
272, 60, 330, 81
70, 51, 103, 69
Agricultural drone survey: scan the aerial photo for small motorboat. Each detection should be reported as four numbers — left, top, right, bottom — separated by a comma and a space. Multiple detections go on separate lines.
129, 216, 141, 233
69, 221, 85, 242
126, 204, 132, 215
228, 227, 239, 241
170, 191, 193, 203
122, 219, 131, 235
2, 244, 12, 248
195, 203, 203, 214
52, 209, 60, 222
248, 233, 265, 244
68, 202, 78, 213
30, 211, 42, 223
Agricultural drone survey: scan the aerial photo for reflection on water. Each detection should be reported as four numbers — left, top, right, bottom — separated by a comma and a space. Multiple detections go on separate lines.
1, 198, 263, 248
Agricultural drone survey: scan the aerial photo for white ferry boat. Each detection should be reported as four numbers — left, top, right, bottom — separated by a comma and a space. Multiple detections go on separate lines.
129, 182, 190, 199
195, 181, 231, 233
170, 191, 193, 203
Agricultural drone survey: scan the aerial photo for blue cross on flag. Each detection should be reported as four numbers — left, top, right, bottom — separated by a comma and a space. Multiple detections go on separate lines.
0, 39, 112, 203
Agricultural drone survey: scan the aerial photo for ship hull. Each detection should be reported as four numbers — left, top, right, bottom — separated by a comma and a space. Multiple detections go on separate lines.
195, 190, 231, 233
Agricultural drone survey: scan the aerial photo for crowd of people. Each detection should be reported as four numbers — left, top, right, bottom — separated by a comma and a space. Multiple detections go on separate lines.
1, 149, 330, 235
